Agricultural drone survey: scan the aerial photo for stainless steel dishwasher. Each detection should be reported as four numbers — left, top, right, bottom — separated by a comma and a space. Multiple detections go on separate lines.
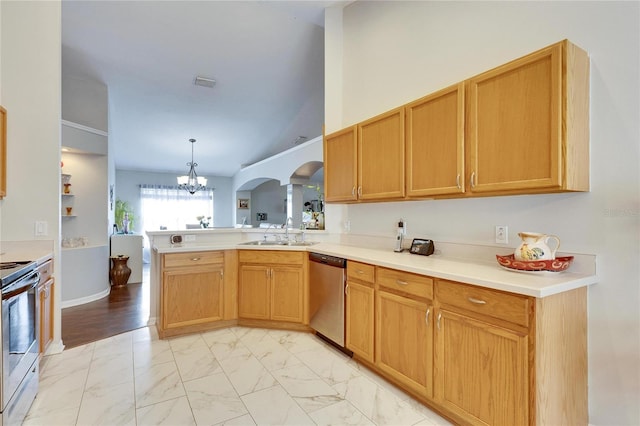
309, 252, 347, 347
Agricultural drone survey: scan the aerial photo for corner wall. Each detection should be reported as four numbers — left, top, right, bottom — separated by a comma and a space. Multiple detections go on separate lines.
326, 2, 640, 424
0, 1, 62, 350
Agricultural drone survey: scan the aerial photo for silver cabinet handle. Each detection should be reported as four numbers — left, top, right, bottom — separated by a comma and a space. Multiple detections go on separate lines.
345, 284, 349, 295
352, 186, 356, 196
396, 280, 408, 286
357, 186, 362, 197
220, 270, 224, 278
437, 312, 442, 330
265, 269, 270, 279
456, 174, 461, 189
425, 308, 430, 326
190, 257, 201, 261
470, 171, 476, 188
356, 270, 364, 275
468, 297, 486, 305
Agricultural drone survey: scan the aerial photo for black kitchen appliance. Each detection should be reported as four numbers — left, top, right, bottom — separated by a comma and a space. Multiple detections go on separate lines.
409, 238, 435, 256
0, 260, 40, 426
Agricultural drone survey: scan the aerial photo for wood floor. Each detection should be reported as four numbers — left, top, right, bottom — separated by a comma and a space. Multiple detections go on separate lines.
62, 270, 150, 349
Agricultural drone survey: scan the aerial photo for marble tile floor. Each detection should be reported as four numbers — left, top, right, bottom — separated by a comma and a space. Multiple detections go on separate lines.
24, 326, 453, 426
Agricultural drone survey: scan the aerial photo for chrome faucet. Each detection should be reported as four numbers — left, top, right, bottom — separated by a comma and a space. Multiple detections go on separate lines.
285, 217, 293, 241
263, 223, 279, 241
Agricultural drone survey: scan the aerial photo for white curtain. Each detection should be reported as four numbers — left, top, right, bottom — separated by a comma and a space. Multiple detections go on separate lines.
140, 184, 214, 232
139, 185, 214, 263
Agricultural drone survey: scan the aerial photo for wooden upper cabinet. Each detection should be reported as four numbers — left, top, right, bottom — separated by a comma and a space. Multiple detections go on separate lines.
358, 107, 405, 200
324, 40, 589, 204
324, 126, 358, 202
466, 40, 589, 194
405, 83, 465, 197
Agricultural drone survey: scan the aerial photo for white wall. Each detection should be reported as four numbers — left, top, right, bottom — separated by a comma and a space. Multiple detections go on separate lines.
326, 2, 639, 424
115, 169, 234, 231
62, 74, 108, 132
0, 1, 62, 349
252, 179, 287, 226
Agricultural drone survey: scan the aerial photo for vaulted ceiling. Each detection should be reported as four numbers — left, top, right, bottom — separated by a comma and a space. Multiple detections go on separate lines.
62, 1, 341, 177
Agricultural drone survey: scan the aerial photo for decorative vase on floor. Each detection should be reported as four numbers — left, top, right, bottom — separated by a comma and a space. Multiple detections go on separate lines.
110, 255, 131, 287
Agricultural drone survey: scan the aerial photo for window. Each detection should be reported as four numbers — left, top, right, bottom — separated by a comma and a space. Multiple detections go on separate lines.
139, 184, 214, 232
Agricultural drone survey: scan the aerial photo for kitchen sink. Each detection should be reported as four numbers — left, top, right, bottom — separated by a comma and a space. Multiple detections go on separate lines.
239, 240, 318, 247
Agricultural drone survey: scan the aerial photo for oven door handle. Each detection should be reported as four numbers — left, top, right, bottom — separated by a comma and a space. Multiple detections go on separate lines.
2, 272, 39, 301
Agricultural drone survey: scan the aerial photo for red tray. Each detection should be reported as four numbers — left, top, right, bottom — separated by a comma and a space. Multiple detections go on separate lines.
496, 254, 574, 273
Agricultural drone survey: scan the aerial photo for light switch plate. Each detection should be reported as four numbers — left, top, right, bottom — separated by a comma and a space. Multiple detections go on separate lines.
35, 221, 48, 236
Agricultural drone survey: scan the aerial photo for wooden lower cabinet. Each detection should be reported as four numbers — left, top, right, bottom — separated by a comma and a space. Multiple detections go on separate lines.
162, 265, 224, 329
38, 277, 54, 353
37, 258, 54, 354
345, 261, 375, 362
435, 309, 528, 425
238, 265, 271, 320
366, 271, 586, 426
375, 284, 433, 399
238, 250, 306, 324
374, 267, 434, 399
159, 250, 235, 336
345, 281, 375, 362
271, 267, 304, 322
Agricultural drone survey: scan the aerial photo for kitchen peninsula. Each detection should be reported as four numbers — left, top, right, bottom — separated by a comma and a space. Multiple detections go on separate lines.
147, 227, 597, 426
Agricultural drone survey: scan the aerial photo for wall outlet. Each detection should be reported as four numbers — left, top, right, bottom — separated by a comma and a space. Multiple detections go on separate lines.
495, 225, 508, 244
184, 234, 196, 242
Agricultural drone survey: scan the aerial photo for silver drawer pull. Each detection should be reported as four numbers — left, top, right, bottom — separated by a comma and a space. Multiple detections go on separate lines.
396, 280, 408, 286
356, 270, 364, 275
190, 257, 201, 261
468, 297, 486, 305
425, 308, 430, 325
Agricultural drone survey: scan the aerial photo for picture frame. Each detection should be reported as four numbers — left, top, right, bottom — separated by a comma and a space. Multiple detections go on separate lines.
237, 198, 250, 209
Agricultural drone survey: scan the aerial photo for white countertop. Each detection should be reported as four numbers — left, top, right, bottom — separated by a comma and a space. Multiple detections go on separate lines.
0, 240, 54, 265
153, 240, 597, 298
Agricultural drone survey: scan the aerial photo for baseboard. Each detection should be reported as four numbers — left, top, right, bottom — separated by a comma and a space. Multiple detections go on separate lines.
61, 288, 110, 308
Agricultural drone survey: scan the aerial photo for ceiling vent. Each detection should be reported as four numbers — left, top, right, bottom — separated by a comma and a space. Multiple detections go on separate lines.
194, 76, 216, 88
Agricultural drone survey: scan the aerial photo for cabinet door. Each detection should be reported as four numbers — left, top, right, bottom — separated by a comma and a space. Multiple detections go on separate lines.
324, 126, 358, 202
376, 290, 432, 398
39, 278, 54, 353
435, 309, 528, 426
358, 108, 405, 200
271, 266, 303, 323
345, 281, 374, 363
467, 43, 562, 193
162, 266, 224, 329
406, 83, 465, 197
238, 265, 270, 320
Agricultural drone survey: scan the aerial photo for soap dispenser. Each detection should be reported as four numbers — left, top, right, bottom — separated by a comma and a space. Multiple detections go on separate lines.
394, 219, 405, 252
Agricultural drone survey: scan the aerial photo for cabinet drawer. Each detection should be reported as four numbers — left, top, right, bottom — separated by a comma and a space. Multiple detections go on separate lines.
163, 251, 224, 268
347, 261, 375, 284
37, 259, 53, 283
377, 267, 433, 299
436, 280, 531, 328
238, 250, 303, 265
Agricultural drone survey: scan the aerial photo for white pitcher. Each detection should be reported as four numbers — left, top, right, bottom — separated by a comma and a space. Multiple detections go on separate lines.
515, 232, 560, 261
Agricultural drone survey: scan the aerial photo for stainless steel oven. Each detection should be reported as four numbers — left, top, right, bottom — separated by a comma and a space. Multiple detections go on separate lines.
0, 261, 39, 426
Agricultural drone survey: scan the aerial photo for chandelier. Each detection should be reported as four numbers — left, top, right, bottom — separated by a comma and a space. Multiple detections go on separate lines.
177, 138, 207, 194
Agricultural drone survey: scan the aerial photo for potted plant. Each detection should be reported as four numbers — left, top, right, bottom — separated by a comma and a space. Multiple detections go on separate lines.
114, 199, 135, 234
